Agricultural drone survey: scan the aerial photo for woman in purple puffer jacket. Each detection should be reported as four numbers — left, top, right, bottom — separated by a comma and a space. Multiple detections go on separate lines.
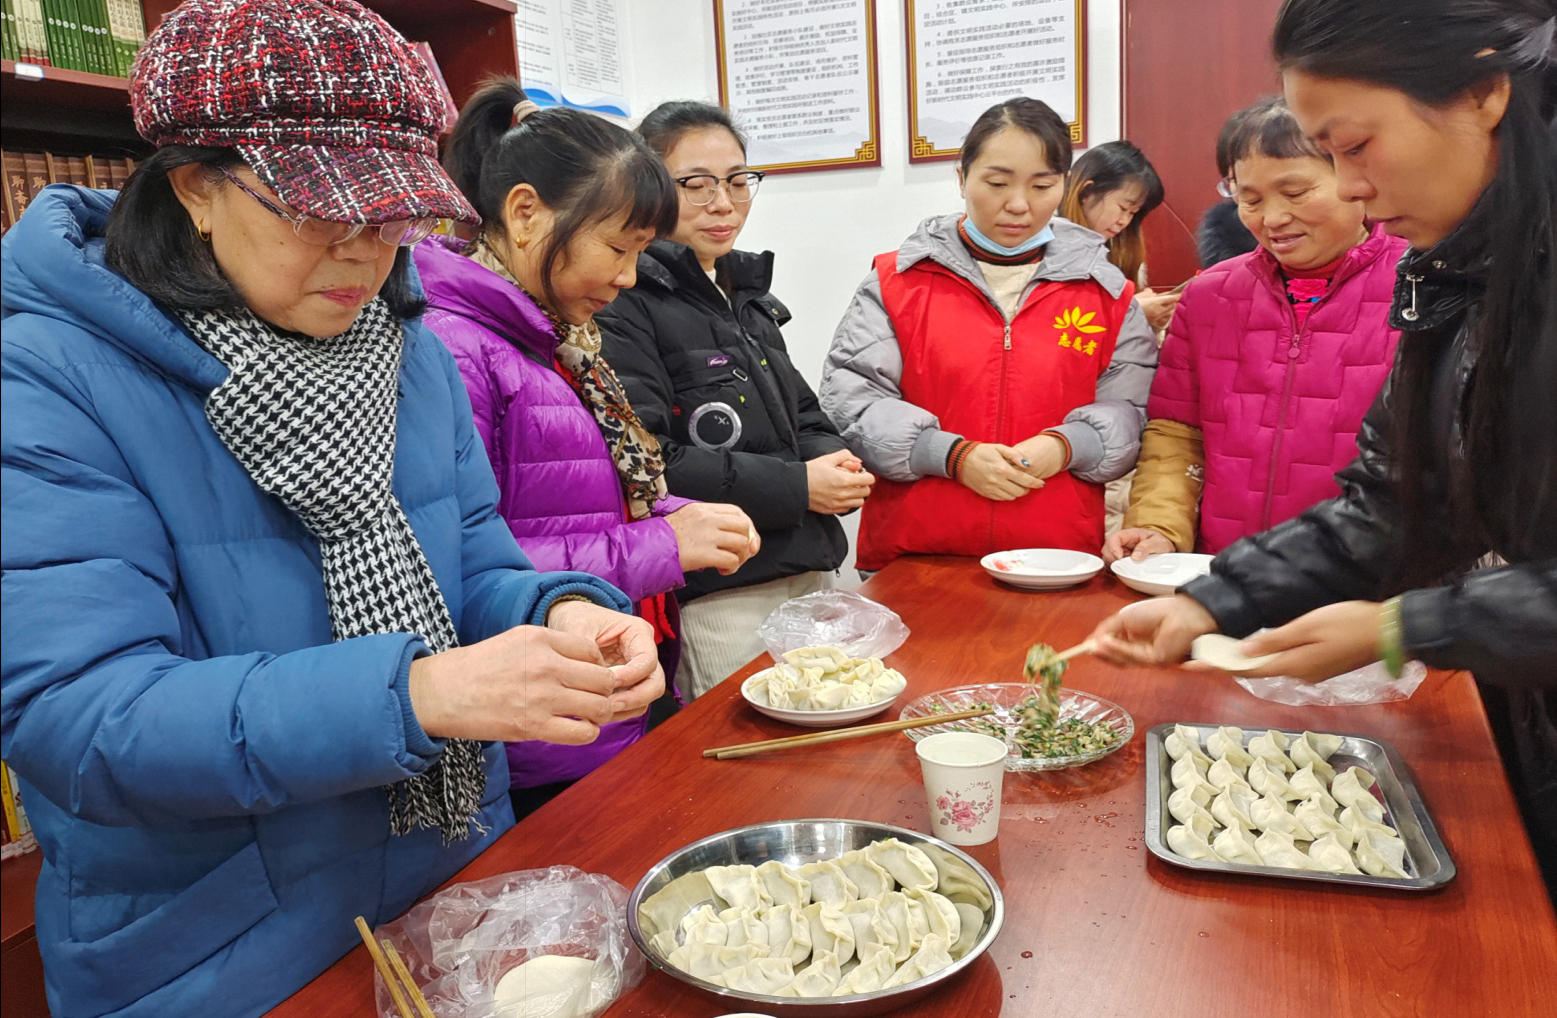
419, 80, 758, 815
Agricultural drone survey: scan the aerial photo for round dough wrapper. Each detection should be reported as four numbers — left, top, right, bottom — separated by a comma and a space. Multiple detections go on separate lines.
1190, 634, 1280, 673
493, 955, 596, 1018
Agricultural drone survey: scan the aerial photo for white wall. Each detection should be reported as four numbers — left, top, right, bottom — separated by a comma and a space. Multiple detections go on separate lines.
622, 1, 1124, 574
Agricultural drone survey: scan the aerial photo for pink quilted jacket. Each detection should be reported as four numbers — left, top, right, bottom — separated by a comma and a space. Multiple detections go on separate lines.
1147, 223, 1406, 554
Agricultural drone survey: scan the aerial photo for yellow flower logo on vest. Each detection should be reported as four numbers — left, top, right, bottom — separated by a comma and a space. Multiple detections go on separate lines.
1054, 307, 1106, 356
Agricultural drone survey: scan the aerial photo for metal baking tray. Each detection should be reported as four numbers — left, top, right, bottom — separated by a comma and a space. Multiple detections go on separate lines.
1144, 722, 1456, 890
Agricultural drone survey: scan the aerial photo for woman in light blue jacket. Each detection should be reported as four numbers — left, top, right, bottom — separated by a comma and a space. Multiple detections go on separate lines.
0, 2, 662, 1016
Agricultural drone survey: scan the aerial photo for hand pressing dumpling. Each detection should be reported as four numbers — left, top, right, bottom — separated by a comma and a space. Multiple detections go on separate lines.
1293, 795, 1349, 843
1288, 764, 1339, 812
1212, 824, 1264, 866
832, 941, 898, 995
1254, 829, 1316, 870
1205, 726, 1255, 768
706, 864, 773, 912
1248, 757, 1302, 801
716, 955, 795, 994
1248, 730, 1297, 773
1170, 784, 1218, 828
836, 849, 894, 899
1307, 833, 1363, 874
755, 859, 811, 910
1166, 813, 1218, 860
761, 903, 813, 966
914, 842, 994, 910
802, 901, 856, 966
1209, 786, 1256, 831
865, 837, 939, 893
780, 950, 842, 998
1164, 723, 1213, 765
1355, 831, 1410, 878
883, 932, 954, 989
1331, 767, 1385, 823
1249, 792, 1310, 840
795, 859, 859, 907
1288, 731, 1343, 783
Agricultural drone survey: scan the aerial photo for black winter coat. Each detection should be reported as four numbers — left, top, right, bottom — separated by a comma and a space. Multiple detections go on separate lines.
1182, 206, 1557, 888
597, 241, 848, 602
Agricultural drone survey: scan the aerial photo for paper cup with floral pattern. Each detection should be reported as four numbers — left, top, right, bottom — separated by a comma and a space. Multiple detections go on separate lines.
915, 731, 1007, 845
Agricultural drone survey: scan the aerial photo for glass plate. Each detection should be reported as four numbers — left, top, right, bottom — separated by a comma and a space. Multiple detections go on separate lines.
899, 683, 1135, 772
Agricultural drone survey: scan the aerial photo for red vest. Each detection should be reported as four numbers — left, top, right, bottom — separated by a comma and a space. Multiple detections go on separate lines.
857, 252, 1133, 570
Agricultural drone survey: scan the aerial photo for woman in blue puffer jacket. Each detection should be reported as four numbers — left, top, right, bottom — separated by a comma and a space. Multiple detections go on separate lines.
0, 2, 662, 1016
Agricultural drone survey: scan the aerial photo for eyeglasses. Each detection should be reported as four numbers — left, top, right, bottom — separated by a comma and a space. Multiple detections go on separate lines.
216, 167, 438, 248
673, 171, 766, 207
1216, 177, 1236, 199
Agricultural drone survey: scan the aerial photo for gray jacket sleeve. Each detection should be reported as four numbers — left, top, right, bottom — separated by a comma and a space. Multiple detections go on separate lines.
1048, 297, 1158, 483
820, 269, 961, 482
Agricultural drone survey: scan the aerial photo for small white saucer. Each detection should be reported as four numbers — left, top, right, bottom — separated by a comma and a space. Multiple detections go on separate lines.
1110, 552, 1214, 596
980, 549, 1105, 590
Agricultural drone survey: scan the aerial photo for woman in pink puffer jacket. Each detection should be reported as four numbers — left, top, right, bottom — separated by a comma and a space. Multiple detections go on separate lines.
1106, 97, 1406, 561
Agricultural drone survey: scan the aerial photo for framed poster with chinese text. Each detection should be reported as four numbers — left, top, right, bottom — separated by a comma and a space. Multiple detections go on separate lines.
714, 0, 881, 174
906, 0, 1086, 163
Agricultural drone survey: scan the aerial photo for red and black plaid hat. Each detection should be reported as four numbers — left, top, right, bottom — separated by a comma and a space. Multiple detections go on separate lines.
130, 0, 478, 225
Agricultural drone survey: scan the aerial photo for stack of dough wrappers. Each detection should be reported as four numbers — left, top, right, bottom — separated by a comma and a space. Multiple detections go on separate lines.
1164, 725, 1408, 877
754, 646, 908, 711
638, 838, 991, 997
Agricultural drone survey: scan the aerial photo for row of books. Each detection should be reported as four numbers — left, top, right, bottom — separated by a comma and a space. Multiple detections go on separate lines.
2, 0, 148, 78
1, 760, 36, 860
2, 147, 137, 233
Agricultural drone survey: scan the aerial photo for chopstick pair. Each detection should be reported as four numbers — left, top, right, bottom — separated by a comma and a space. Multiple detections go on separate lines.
355, 916, 434, 1018
704, 706, 996, 760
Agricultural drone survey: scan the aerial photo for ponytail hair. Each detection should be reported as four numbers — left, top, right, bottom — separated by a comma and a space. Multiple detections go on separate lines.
1059, 140, 1165, 284
442, 77, 678, 309
1275, 0, 1557, 583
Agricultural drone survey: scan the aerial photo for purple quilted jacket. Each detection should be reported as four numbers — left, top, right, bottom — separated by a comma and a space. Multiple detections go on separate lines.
1147, 222, 1406, 554
416, 237, 691, 788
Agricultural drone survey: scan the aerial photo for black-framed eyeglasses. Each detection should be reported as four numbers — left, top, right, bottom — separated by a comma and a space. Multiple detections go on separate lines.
673, 171, 766, 206
216, 167, 438, 248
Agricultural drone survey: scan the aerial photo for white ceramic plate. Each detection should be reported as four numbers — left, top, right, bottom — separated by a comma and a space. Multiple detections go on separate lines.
740, 667, 902, 728
1109, 552, 1214, 597
980, 549, 1105, 590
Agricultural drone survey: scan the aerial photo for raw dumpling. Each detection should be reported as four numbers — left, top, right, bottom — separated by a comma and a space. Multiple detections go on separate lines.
1355, 831, 1409, 878
1331, 767, 1385, 822
716, 956, 795, 994
905, 887, 961, 947
781, 950, 842, 998
883, 933, 954, 989
1249, 792, 1309, 840
878, 891, 925, 962
1164, 724, 1213, 765
840, 899, 899, 961
802, 901, 856, 966
1209, 787, 1256, 831
1288, 764, 1339, 812
1254, 829, 1315, 870
833, 941, 898, 996
667, 942, 768, 981
1288, 731, 1344, 779
1166, 813, 1217, 860
783, 645, 850, 670
1339, 805, 1398, 840
719, 908, 770, 951
649, 928, 679, 958
755, 859, 811, 910
1307, 833, 1362, 874
1212, 824, 1263, 866
1170, 785, 1218, 827
1293, 795, 1348, 843
1205, 756, 1246, 792
950, 902, 984, 960
1248, 757, 1301, 801
865, 838, 938, 892
1248, 730, 1297, 773
916, 842, 994, 910
869, 669, 908, 701
761, 903, 813, 966
808, 682, 855, 711
678, 904, 729, 948
1205, 726, 1255, 768
1171, 754, 1219, 799
837, 849, 894, 900
706, 864, 774, 912
795, 859, 859, 907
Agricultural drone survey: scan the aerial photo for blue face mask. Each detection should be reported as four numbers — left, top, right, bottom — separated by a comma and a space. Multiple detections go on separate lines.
962, 217, 1055, 258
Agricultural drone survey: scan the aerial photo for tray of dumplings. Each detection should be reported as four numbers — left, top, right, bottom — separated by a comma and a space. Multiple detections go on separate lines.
628, 819, 1003, 1015
1143, 723, 1455, 890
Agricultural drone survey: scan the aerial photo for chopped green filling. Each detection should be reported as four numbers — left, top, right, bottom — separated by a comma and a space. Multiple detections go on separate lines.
927, 698, 1118, 760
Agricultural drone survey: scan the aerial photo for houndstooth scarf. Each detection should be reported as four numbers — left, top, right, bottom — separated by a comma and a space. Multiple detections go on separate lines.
179, 299, 486, 843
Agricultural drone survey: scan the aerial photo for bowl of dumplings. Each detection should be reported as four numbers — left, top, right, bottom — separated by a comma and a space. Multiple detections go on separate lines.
628, 819, 1003, 1016
741, 647, 910, 728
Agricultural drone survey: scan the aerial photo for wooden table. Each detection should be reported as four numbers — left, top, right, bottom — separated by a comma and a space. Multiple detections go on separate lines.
274, 557, 1557, 1017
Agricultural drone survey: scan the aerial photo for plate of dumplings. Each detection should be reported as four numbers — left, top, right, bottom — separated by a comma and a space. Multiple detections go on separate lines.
742, 647, 910, 728
1143, 723, 1455, 890
628, 819, 1003, 1015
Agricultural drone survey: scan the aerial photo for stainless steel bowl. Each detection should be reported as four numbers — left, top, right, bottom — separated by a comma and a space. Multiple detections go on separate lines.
627, 819, 1004, 1017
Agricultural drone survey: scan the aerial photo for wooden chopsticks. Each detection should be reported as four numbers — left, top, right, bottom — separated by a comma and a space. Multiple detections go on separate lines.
703, 707, 996, 760
355, 916, 434, 1018
1052, 639, 1096, 665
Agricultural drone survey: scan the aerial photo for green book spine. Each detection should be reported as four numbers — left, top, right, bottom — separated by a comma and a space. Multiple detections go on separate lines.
38, 0, 61, 68
77, 0, 95, 73
65, 0, 85, 71
86, 0, 108, 75
3, 1, 18, 64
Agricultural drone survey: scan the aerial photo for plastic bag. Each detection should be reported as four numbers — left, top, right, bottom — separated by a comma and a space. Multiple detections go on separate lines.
757, 589, 910, 662
370, 865, 644, 1018
1234, 660, 1427, 707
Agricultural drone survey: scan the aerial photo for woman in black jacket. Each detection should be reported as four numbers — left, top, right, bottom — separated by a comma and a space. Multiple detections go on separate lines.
1092, 0, 1556, 888
597, 102, 874, 699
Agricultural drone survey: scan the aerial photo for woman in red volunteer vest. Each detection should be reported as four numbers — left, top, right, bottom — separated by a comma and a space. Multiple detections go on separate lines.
821, 98, 1160, 571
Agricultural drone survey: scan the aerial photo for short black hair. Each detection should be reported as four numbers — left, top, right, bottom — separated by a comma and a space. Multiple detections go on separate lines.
960, 98, 1073, 175
442, 77, 679, 310
102, 144, 424, 320
1223, 96, 1328, 173
637, 100, 748, 160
